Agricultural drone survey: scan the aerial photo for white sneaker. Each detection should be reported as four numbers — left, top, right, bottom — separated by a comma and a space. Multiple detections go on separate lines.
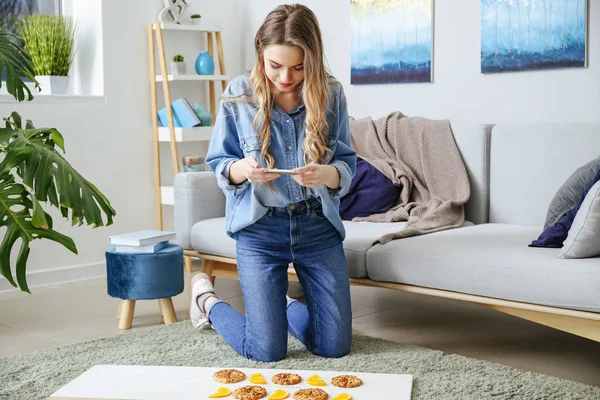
190, 273, 215, 329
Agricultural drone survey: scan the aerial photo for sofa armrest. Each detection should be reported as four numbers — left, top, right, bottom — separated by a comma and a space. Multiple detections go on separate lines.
174, 172, 225, 249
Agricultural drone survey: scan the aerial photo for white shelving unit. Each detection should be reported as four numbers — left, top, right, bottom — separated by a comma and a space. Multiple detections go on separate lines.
158, 127, 214, 142
148, 22, 228, 231
154, 23, 221, 32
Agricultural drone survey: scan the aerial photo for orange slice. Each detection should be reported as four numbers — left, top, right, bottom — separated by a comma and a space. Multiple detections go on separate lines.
268, 389, 289, 400
208, 387, 231, 398
306, 374, 327, 386
249, 373, 267, 384
332, 394, 352, 400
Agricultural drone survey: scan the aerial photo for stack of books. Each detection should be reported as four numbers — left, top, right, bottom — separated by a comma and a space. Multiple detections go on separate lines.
158, 98, 201, 128
108, 230, 177, 253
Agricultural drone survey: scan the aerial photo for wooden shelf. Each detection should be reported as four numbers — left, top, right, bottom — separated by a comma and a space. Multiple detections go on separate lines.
161, 186, 174, 206
158, 127, 213, 142
149, 21, 227, 228
155, 74, 228, 82
154, 23, 221, 32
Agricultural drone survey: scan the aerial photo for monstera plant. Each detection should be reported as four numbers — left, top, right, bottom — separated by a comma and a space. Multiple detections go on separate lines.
0, 30, 116, 293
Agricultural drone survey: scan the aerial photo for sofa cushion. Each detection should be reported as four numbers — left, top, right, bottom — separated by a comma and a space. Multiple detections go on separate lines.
339, 157, 401, 220
191, 218, 473, 279
530, 166, 600, 248
190, 217, 236, 259
341, 221, 412, 277
366, 224, 600, 313
559, 181, 600, 259
544, 156, 600, 229
345, 221, 471, 277
489, 124, 600, 227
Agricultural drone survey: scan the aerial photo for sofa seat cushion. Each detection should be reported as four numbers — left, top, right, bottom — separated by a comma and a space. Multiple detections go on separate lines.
190, 217, 236, 260
190, 218, 473, 279
342, 221, 411, 277
342, 221, 472, 277
366, 223, 600, 313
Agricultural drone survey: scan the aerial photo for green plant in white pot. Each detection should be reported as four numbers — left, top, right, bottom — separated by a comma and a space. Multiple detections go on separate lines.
0, 30, 116, 293
190, 13, 201, 25
16, 15, 76, 95
171, 54, 186, 75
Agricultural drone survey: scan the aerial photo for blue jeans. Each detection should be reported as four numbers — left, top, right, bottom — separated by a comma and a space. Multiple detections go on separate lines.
206, 197, 352, 362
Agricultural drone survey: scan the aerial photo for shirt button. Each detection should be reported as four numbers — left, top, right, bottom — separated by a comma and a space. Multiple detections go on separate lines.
287, 146, 292, 150
287, 119, 291, 124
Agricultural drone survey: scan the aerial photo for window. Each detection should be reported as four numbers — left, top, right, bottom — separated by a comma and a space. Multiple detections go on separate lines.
0, 0, 62, 33
32, 0, 62, 15
0, 0, 105, 97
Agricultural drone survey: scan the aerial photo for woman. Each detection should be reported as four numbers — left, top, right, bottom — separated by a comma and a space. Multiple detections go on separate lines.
190, 4, 356, 362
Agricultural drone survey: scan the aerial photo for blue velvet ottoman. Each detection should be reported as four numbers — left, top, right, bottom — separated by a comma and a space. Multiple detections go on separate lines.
106, 244, 184, 330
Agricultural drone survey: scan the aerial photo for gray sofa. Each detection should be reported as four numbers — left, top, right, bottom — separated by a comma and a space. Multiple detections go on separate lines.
174, 123, 600, 342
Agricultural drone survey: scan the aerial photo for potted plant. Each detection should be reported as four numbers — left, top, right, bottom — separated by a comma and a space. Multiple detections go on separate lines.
171, 54, 186, 75
190, 13, 201, 25
0, 30, 116, 293
16, 15, 76, 95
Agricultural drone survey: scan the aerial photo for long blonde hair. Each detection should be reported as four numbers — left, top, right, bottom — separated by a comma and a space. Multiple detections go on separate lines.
238, 4, 332, 169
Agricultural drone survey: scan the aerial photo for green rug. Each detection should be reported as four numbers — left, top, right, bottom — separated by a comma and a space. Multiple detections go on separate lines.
1, 322, 599, 400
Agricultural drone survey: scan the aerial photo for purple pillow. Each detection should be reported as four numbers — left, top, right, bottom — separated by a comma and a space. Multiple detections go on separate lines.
339, 157, 400, 220
530, 166, 600, 248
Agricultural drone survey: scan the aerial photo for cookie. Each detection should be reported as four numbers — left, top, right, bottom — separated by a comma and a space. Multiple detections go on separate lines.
232, 385, 267, 400
272, 372, 302, 385
213, 368, 246, 384
331, 375, 362, 388
293, 388, 329, 400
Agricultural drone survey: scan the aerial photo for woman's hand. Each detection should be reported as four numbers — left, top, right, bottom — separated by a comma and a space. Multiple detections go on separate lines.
229, 157, 281, 184
292, 164, 340, 189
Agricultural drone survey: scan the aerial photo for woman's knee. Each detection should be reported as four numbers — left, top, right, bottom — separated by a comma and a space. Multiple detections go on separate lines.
244, 335, 288, 362
248, 346, 287, 362
311, 340, 351, 359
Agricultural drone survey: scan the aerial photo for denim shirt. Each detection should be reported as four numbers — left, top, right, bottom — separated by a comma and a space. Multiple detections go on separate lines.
206, 74, 356, 240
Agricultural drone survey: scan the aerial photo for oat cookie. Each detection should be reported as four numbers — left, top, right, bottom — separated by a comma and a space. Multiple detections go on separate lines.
272, 372, 302, 385
213, 368, 246, 384
232, 385, 267, 400
293, 388, 329, 400
331, 375, 362, 388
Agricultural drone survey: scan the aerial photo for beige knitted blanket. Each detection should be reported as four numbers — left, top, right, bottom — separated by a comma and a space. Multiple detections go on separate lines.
349, 112, 471, 244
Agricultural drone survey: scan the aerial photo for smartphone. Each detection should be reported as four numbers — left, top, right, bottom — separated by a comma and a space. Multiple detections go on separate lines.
265, 168, 301, 175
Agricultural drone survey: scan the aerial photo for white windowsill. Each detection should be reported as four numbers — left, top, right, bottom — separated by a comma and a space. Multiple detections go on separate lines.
0, 94, 108, 103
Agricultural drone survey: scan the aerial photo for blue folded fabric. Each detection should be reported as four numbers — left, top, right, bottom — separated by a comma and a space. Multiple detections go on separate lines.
340, 157, 400, 220
530, 167, 600, 248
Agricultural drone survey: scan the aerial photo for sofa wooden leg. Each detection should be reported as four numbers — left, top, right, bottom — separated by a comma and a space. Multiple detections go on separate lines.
184, 256, 193, 273
118, 300, 135, 330
117, 300, 123, 320
158, 298, 177, 325
202, 259, 216, 285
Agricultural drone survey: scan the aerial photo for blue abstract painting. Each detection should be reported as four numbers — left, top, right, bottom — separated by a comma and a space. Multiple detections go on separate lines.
481, 0, 587, 74
351, 0, 434, 85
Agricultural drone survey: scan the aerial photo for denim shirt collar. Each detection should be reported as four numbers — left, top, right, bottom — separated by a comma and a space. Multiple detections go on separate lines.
272, 100, 305, 116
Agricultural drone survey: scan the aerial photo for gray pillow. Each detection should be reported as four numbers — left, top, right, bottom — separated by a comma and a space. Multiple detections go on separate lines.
544, 156, 600, 229
558, 180, 600, 259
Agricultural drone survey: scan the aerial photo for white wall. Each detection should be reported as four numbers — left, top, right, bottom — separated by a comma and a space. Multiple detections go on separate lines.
238, 0, 599, 126
0, 0, 241, 290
